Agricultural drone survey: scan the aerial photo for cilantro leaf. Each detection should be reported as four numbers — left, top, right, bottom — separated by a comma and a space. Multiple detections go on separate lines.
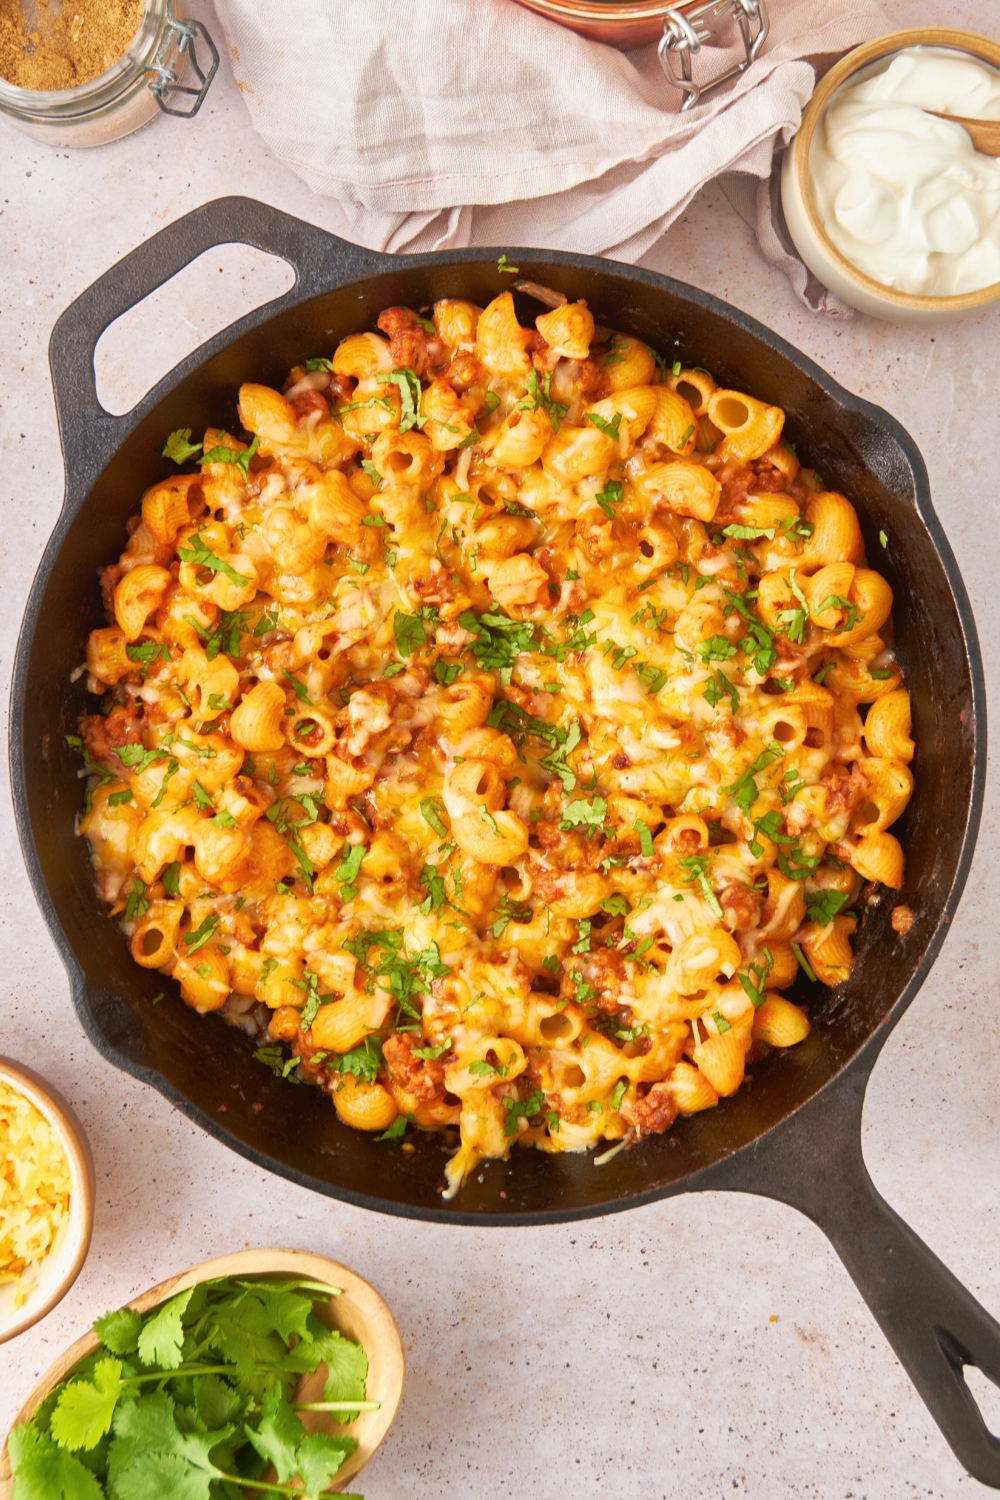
245, 1386, 302, 1483
200, 434, 259, 480
586, 411, 622, 442
315, 1325, 369, 1407
394, 609, 435, 658
539, 718, 582, 792
8, 1421, 103, 1500
635, 818, 654, 857
160, 429, 203, 465
136, 1289, 194, 1370
804, 889, 849, 925
595, 479, 623, 519
420, 797, 448, 837
182, 915, 218, 955
497, 254, 519, 273
376, 368, 427, 433
116, 743, 168, 774
177, 534, 249, 590
559, 796, 607, 831
516, 369, 568, 432
49, 1358, 123, 1452
334, 1034, 383, 1085
702, 668, 739, 714
457, 608, 537, 686
695, 635, 736, 664
295, 1433, 357, 1491
94, 1306, 143, 1357
722, 522, 775, 541
378, 1113, 411, 1140
679, 855, 723, 921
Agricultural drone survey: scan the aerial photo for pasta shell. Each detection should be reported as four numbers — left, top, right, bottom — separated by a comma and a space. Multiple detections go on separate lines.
752, 996, 810, 1047
693, 1030, 746, 1096
113, 565, 172, 641
230, 681, 287, 751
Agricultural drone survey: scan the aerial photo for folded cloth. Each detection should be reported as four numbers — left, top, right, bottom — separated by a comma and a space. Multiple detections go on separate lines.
214, 0, 887, 309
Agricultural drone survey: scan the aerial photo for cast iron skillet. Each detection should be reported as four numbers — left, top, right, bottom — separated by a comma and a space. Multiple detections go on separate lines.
10, 197, 1000, 1482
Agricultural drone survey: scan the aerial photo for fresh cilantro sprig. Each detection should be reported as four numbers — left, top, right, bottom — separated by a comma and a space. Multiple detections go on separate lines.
10, 1274, 376, 1500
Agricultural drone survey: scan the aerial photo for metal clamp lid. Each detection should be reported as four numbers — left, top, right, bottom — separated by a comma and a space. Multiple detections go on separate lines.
659, 0, 769, 110
147, 17, 220, 119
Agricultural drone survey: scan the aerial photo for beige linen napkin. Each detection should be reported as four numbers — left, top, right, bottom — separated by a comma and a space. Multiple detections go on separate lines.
214, 0, 887, 310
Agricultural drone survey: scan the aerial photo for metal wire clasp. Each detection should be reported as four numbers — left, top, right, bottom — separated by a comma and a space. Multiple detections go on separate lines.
658, 0, 769, 111
147, 17, 221, 119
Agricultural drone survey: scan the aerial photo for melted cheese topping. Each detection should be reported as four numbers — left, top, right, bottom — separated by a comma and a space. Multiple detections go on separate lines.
76, 293, 913, 1196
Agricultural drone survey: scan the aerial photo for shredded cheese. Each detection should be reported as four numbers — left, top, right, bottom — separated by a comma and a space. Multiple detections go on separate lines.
0, 1081, 71, 1294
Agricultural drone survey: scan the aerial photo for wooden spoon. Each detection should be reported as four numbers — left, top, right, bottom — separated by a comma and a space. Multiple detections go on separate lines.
927, 111, 1000, 156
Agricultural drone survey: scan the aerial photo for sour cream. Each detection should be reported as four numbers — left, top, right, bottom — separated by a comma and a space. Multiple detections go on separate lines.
810, 46, 1000, 296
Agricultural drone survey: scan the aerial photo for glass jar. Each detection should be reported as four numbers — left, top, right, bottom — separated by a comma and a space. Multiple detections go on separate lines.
0, 0, 219, 148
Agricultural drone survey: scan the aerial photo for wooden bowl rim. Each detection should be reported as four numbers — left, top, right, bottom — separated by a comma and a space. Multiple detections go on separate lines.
793, 27, 1000, 311
0, 1057, 95, 1347
0, 1248, 405, 1494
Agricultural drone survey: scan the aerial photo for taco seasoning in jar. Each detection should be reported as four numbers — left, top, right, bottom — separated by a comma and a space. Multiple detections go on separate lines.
0, 0, 218, 146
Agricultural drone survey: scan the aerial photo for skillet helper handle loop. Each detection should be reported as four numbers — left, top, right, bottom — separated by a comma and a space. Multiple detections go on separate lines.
705, 1073, 1000, 1485
47, 195, 387, 510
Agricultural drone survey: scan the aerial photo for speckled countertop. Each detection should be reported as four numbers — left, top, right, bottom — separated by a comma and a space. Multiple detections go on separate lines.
1, 2, 998, 1495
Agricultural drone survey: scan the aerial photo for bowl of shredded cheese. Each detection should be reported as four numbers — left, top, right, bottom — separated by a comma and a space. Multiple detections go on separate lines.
0, 1060, 94, 1344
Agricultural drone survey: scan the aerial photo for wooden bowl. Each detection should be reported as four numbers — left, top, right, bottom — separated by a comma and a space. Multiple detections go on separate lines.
0, 1248, 405, 1496
781, 27, 1000, 322
0, 1058, 94, 1345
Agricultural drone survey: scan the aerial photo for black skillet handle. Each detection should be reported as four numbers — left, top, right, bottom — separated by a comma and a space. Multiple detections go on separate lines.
48, 195, 395, 508
703, 1069, 1000, 1485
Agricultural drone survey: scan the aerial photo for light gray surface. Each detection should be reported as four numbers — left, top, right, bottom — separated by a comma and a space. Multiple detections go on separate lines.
0, 3, 997, 1494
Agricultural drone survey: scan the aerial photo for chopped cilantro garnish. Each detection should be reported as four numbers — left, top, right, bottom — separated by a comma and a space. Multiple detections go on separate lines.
160, 428, 202, 464
805, 889, 849, 925
177, 533, 250, 589
586, 411, 622, 442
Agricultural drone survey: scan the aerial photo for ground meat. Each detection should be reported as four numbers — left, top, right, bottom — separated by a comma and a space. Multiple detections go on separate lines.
575, 514, 614, 564
382, 1032, 447, 1105
822, 764, 871, 819
663, 826, 703, 857
377, 307, 448, 378
291, 1029, 332, 1086
80, 702, 144, 770
565, 948, 628, 1013
718, 881, 762, 935
748, 458, 791, 493
621, 1080, 678, 1135
445, 352, 483, 391
99, 563, 121, 620
259, 640, 298, 676
715, 465, 756, 522
289, 389, 330, 425
575, 359, 609, 402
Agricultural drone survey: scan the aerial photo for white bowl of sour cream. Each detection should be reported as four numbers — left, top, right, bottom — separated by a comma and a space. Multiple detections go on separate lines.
782, 28, 1000, 322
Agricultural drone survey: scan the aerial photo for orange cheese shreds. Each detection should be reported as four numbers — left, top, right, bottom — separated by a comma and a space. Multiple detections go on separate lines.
0, 1081, 71, 1285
